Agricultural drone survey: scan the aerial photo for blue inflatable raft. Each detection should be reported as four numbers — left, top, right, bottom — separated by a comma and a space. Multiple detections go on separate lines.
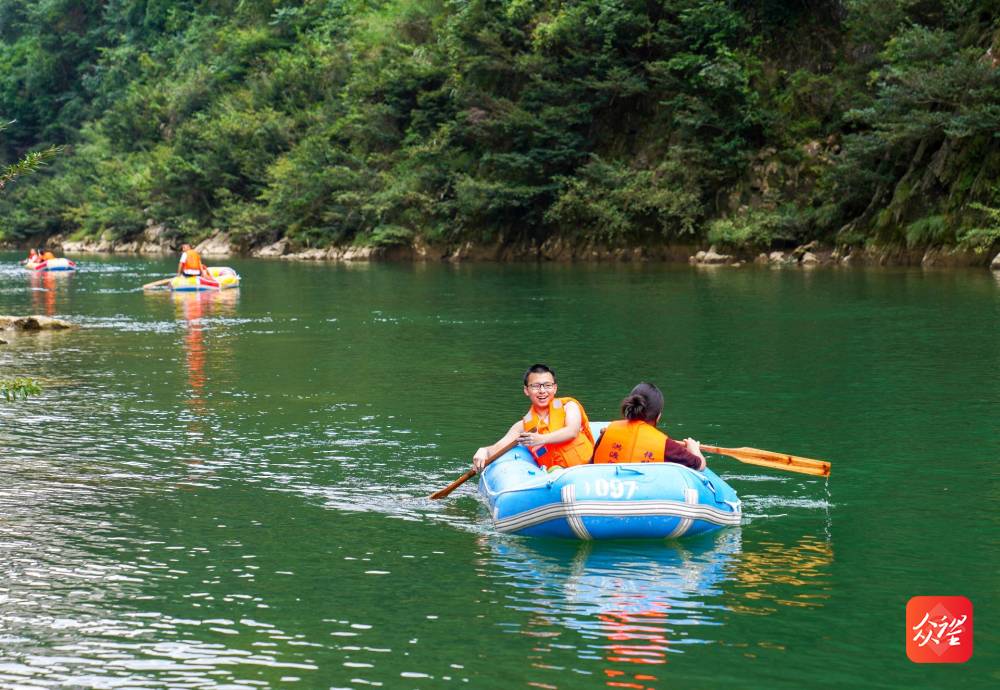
478, 422, 741, 540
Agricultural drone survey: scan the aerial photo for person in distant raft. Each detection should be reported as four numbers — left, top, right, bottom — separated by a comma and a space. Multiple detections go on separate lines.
592, 382, 707, 470
177, 243, 210, 279
472, 364, 595, 472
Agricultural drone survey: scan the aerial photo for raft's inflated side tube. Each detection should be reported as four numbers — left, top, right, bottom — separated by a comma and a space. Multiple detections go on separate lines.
478, 422, 741, 540
170, 266, 241, 291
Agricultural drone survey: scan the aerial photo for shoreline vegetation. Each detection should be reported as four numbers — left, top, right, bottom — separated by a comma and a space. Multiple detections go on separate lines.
0, 2, 998, 269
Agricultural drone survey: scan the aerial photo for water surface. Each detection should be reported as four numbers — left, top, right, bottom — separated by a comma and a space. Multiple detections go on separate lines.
1, 253, 996, 688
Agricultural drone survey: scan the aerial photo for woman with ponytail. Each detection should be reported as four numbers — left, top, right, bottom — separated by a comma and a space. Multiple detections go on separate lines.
591, 382, 706, 470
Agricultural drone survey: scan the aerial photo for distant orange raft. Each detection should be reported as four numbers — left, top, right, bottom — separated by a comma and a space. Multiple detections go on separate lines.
170, 267, 241, 291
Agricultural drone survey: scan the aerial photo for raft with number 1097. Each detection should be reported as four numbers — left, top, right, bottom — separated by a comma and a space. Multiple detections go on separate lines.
478, 421, 742, 540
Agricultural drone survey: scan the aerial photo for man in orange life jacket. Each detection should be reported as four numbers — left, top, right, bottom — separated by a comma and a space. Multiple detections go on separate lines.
592, 382, 706, 470
472, 364, 594, 472
177, 243, 210, 279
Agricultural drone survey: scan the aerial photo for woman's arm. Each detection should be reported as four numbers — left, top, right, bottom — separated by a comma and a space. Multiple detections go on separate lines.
665, 437, 707, 471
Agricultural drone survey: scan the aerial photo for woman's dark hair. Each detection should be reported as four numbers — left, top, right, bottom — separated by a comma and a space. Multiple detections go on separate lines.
523, 363, 556, 386
621, 382, 663, 422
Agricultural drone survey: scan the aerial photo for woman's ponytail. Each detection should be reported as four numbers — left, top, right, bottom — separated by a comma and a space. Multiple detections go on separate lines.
619, 382, 664, 423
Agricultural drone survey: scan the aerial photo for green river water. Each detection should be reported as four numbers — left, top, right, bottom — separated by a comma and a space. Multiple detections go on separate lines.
0, 252, 996, 689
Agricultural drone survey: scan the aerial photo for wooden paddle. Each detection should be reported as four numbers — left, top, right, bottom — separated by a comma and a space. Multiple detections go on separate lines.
701, 443, 830, 477
142, 277, 173, 290
429, 427, 537, 500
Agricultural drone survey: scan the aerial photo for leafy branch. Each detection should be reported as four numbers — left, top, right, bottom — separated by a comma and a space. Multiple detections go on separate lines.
0, 140, 61, 190
0, 377, 42, 402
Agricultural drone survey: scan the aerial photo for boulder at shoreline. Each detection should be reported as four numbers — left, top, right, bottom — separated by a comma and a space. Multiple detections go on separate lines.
0, 315, 74, 331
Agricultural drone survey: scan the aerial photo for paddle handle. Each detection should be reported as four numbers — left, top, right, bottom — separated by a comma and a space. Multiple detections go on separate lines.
427, 468, 478, 500
428, 436, 524, 500
142, 277, 173, 290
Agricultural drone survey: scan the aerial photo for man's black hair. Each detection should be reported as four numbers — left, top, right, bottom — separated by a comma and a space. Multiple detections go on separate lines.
523, 363, 555, 386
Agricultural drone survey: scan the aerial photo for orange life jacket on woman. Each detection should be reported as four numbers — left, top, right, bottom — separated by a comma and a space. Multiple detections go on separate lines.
42, 251, 56, 261
182, 250, 203, 273
592, 420, 668, 464
522, 396, 595, 469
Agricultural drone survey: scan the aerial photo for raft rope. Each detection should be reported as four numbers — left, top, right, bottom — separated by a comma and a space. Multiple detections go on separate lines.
561, 484, 593, 540
666, 488, 700, 539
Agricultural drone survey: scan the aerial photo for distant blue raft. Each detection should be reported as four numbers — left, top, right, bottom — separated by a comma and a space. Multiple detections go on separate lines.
478, 423, 741, 540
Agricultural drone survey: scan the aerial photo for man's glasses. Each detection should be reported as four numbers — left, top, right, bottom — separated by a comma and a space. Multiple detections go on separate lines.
527, 382, 556, 391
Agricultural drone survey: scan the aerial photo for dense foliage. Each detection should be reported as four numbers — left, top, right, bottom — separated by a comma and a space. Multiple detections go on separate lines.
0, 0, 997, 256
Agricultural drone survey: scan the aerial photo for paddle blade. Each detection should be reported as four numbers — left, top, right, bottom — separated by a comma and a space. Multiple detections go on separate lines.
703, 444, 831, 477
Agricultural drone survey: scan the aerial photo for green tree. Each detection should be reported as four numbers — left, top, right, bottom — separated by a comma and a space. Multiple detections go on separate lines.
0, 0, 997, 256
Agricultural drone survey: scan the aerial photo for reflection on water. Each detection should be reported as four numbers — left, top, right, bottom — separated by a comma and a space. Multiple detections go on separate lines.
485, 526, 833, 689
170, 290, 239, 413
172, 290, 239, 487
726, 533, 834, 614
179, 292, 208, 414
28, 269, 64, 316
487, 533, 739, 689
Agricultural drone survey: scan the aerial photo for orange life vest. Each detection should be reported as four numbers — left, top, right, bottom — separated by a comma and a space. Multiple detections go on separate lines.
42, 251, 56, 261
592, 420, 669, 464
182, 250, 203, 272
522, 396, 595, 469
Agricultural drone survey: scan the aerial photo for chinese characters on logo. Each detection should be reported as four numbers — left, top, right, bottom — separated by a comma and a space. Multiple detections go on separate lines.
906, 596, 973, 663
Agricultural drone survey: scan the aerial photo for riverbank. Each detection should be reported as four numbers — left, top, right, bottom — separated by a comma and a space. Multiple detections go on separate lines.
7, 225, 999, 269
